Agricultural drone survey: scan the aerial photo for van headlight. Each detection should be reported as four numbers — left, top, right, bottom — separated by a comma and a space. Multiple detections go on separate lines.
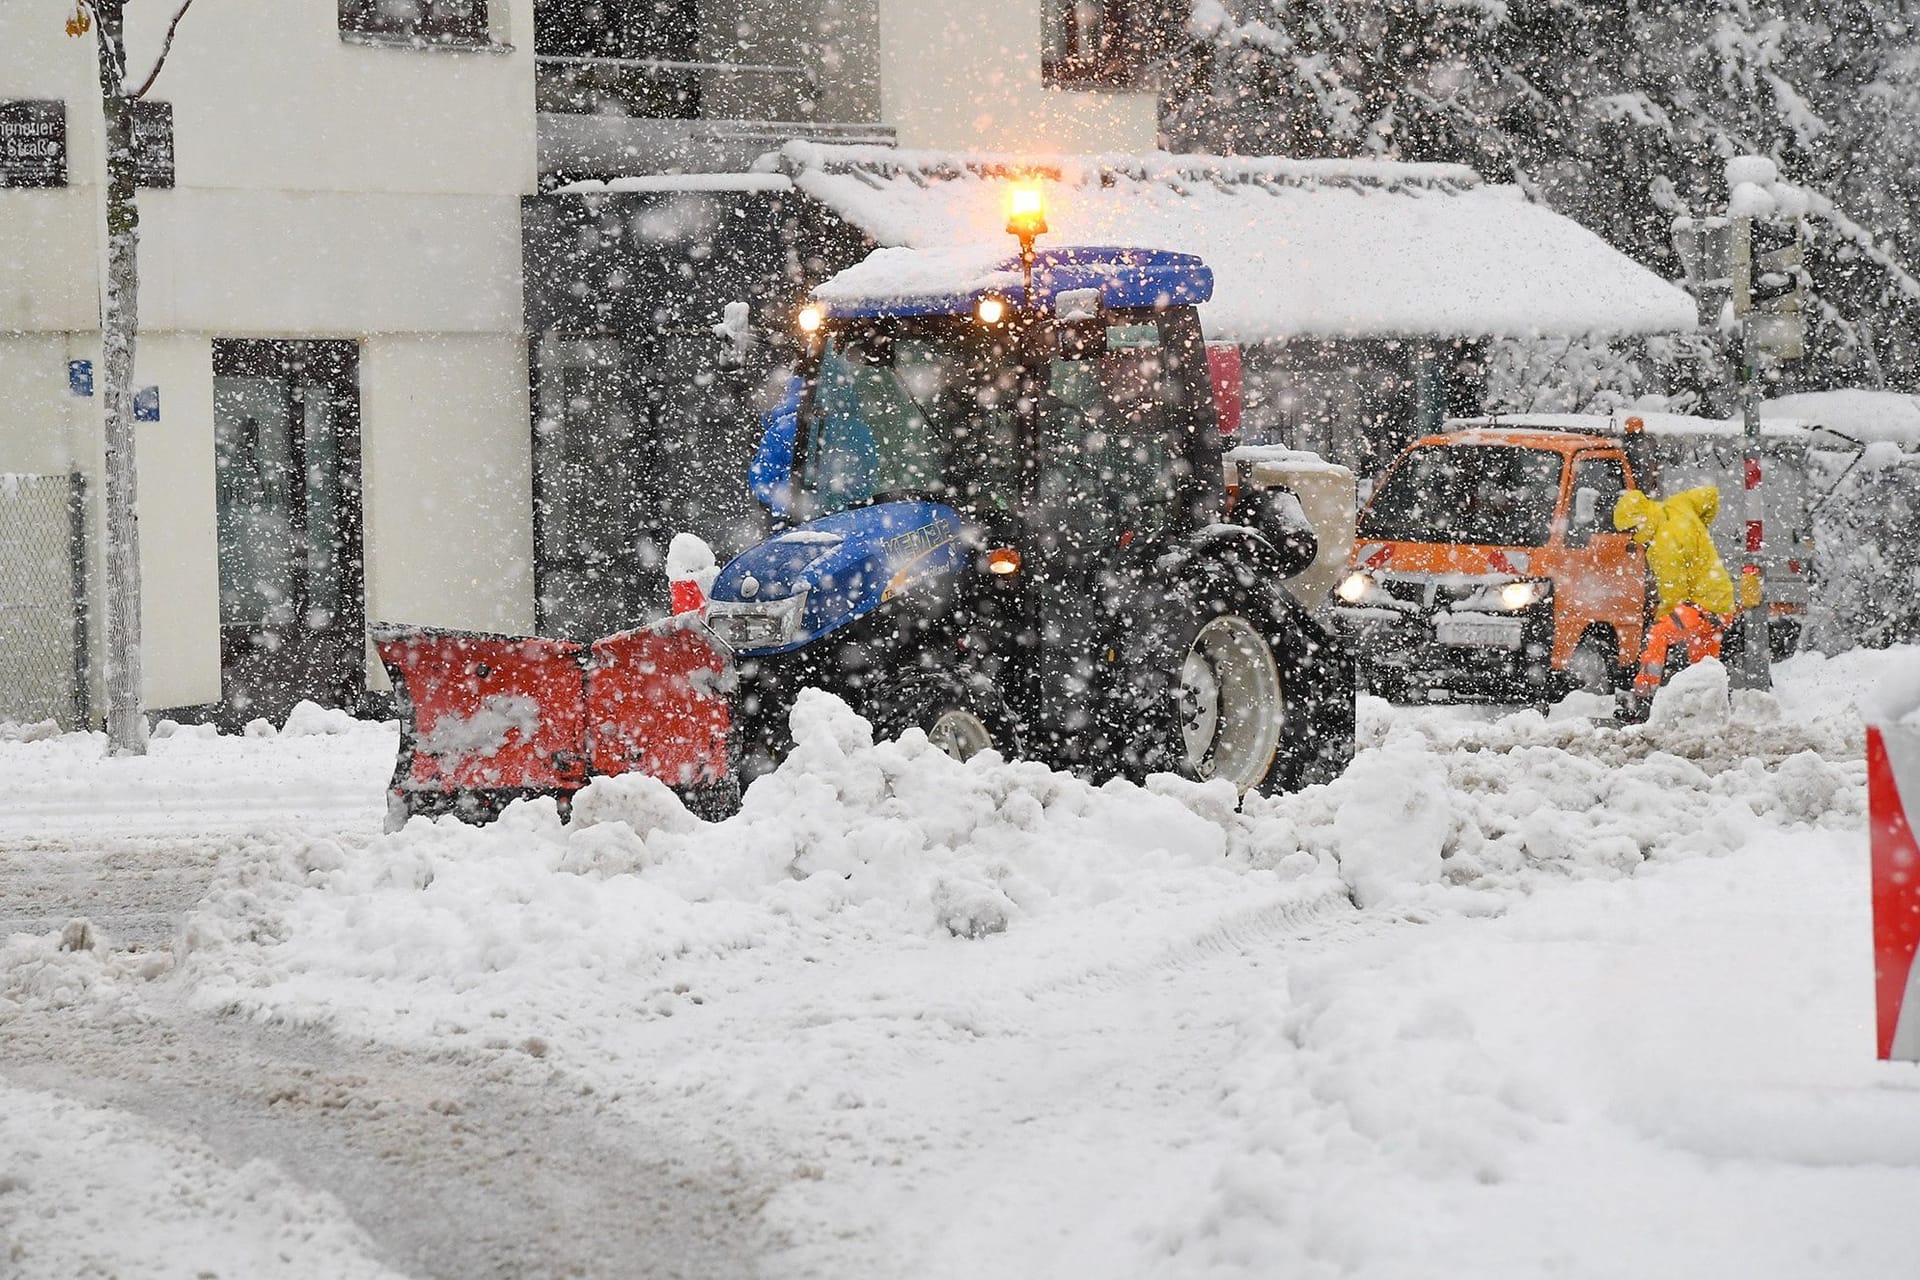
1461, 579, 1550, 612
1335, 571, 1374, 604
705, 591, 809, 651
1496, 579, 1548, 611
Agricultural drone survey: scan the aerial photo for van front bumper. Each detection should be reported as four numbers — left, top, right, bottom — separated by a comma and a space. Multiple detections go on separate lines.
1328, 602, 1554, 702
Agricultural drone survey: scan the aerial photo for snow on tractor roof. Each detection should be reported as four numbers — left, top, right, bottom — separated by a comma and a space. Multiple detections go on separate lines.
810, 244, 1213, 318
763, 143, 1697, 344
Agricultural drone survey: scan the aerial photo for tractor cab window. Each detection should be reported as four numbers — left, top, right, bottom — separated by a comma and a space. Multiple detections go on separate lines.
1360, 444, 1564, 548
798, 332, 1019, 518
1037, 322, 1190, 548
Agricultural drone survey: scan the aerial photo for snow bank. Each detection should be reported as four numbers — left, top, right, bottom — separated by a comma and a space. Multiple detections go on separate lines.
178, 656, 1882, 1056
0, 714, 392, 840
10, 647, 1914, 1278
182, 691, 1313, 1021
1150, 831, 1920, 1278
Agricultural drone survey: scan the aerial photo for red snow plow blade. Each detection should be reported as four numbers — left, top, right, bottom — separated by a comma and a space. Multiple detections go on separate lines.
373, 618, 735, 830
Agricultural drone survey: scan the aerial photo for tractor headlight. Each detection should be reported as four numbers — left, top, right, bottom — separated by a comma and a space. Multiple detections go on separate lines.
1335, 571, 1373, 604
705, 591, 809, 652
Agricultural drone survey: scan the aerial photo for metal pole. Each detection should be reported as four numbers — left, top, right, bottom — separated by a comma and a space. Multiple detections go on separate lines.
68, 471, 91, 729
1734, 317, 1772, 690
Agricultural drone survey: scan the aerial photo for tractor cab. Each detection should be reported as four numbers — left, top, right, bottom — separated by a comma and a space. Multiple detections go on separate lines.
703, 242, 1231, 769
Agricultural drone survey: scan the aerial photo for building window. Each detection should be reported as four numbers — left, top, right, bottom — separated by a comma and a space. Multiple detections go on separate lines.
339, 0, 490, 46
1043, 0, 1146, 87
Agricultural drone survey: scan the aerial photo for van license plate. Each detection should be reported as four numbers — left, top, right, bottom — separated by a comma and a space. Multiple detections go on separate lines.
1436, 614, 1524, 649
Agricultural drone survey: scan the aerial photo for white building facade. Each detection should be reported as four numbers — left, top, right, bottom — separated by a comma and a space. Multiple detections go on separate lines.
0, 0, 1160, 727
0, 1, 537, 726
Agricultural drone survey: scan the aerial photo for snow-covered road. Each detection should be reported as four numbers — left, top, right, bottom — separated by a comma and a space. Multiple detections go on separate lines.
4, 650, 1919, 1278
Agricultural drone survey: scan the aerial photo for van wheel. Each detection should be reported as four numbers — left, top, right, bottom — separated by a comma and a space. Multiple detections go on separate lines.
1562, 628, 1620, 697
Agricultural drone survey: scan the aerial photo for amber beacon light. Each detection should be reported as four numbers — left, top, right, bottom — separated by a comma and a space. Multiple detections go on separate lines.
1006, 181, 1048, 241
1006, 180, 1049, 302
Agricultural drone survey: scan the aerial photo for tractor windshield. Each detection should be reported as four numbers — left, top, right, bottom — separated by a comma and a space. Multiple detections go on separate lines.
796, 316, 1198, 544
1359, 444, 1565, 547
798, 328, 1023, 517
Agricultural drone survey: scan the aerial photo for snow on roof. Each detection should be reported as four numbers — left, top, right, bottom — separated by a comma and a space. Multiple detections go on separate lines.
766, 142, 1697, 344
1761, 389, 1920, 450
551, 172, 794, 196
1446, 411, 1821, 442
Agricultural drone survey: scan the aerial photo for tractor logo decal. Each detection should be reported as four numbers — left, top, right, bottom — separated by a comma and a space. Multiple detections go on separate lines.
881, 517, 958, 601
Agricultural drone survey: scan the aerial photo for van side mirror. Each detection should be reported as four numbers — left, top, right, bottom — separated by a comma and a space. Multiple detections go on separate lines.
1567, 485, 1602, 548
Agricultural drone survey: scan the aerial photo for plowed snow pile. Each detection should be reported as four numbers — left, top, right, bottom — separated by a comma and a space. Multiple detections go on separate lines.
8, 646, 1920, 1277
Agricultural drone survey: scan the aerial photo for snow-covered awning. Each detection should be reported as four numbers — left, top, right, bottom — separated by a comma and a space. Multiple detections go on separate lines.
763, 142, 1697, 345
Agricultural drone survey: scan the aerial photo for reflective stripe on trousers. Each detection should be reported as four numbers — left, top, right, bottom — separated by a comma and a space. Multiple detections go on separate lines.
1634, 603, 1728, 697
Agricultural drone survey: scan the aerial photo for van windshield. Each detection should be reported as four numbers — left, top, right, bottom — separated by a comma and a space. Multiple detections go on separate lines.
1359, 444, 1565, 547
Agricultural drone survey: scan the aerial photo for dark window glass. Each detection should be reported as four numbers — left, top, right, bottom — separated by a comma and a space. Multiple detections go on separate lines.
1037, 324, 1187, 547
798, 334, 1022, 518
339, 0, 489, 44
1567, 456, 1627, 547
1043, 0, 1149, 87
795, 318, 1192, 543
1359, 444, 1566, 548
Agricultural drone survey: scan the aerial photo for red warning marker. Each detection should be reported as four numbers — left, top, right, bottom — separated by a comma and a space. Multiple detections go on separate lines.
1869, 723, 1920, 1060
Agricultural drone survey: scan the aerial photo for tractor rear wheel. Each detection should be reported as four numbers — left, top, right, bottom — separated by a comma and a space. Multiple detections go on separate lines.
1113, 554, 1349, 797
1177, 615, 1286, 792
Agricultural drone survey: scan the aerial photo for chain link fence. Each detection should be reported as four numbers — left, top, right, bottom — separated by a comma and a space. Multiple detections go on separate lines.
0, 473, 87, 729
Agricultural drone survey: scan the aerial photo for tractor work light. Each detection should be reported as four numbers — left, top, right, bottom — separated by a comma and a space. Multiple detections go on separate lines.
975, 295, 1008, 325
1006, 181, 1048, 241
1335, 571, 1372, 604
797, 303, 825, 334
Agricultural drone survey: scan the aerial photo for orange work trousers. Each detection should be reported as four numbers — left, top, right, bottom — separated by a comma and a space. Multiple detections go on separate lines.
1634, 603, 1728, 697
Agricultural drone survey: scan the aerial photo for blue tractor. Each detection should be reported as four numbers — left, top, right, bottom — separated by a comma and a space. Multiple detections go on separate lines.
378, 219, 1355, 826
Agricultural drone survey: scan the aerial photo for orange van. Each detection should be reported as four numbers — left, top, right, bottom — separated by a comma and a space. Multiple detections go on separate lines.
1327, 427, 1647, 702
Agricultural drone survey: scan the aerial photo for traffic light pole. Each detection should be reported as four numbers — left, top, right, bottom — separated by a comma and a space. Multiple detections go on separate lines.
1734, 311, 1773, 691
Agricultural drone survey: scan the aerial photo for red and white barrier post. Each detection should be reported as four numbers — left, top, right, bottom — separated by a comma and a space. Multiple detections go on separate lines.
1870, 719, 1920, 1061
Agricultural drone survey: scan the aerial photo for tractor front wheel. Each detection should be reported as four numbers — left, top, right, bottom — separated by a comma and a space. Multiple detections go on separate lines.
869, 672, 1022, 763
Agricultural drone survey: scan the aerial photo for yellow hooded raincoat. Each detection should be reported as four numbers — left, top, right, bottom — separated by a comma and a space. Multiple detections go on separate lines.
1612, 486, 1736, 618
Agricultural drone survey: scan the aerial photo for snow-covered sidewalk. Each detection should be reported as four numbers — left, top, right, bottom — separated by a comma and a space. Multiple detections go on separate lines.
4, 648, 1918, 1277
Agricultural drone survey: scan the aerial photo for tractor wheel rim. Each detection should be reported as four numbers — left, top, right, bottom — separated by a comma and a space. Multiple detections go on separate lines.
928, 708, 994, 761
1179, 615, 1283, 792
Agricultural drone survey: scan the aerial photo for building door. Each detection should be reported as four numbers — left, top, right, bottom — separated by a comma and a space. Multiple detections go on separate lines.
534, 334, 655, 638
212, 340, 364, 726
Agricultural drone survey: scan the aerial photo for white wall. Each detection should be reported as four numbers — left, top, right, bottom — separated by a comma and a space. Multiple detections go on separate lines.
0, 0, 538, 716
361, 333, 536, 651
124, 333, 220, 709
876, 0, 1157, 153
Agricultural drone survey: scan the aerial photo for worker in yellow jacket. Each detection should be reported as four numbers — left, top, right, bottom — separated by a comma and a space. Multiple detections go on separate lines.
1612, 486, 1737, 716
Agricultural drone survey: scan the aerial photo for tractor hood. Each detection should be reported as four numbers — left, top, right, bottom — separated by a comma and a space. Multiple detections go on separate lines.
705, 501, 967, 656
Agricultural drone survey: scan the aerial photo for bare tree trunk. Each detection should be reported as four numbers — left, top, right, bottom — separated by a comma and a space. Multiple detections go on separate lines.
93, 0, 146, 755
